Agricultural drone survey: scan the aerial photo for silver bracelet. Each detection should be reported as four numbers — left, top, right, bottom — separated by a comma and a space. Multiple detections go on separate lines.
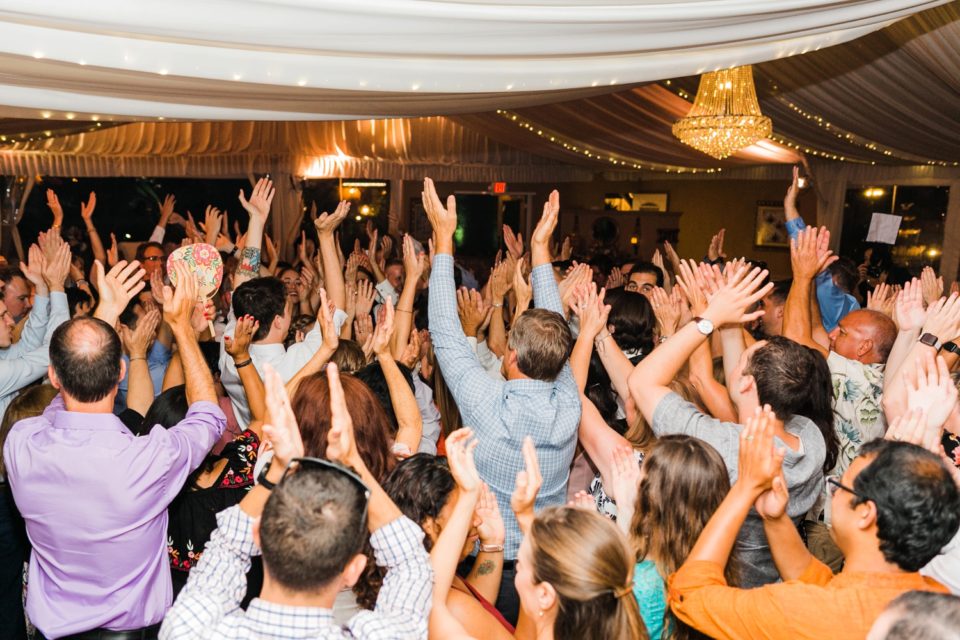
479, 543, 504, 553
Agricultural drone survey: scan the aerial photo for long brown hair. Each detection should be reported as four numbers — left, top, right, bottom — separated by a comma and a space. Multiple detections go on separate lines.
622, 377, 705, 454
0, 385, 58, 477
290, 372, 394, 481
424, 343, 461, 437
629, 435, 736, 640
530, 507, 647, 640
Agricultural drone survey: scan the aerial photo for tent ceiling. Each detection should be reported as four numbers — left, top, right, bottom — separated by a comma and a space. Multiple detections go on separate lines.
0, 1, 956, 174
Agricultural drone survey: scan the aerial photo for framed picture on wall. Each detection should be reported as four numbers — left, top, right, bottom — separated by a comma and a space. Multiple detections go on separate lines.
631, 192, 669, 212
755, 201, 789, 248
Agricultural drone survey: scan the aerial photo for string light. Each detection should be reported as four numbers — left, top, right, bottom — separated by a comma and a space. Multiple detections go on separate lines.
496, 109, 724, 174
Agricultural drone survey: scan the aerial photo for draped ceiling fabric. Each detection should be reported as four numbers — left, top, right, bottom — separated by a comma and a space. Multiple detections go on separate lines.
0, 0, 948, 121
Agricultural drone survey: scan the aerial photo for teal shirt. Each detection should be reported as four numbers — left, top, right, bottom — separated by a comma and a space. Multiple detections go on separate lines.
633, 559, 666, 639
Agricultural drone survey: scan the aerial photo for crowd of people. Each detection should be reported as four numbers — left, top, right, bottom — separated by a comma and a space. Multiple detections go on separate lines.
0, 168, 957, 640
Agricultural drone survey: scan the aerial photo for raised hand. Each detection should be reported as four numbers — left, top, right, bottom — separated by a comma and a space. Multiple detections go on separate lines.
446, 429, 481, 494
354, 313, 374, 351
119, 308, 160, 359
457, 287, 491, 338
93, 260, 146, 325
510, 436, 542, 533
559, 235, 573, 261
422, 178, 458, 247
80, 192, 96, 225
650, 286, 682, 337
317, 288, 339, 351
399, 328, 421, 369
605, 268, 625, 290
23, 245, 48, 295
489, 260, 513, 301
783, 166, 801, 217
313, 201, 351, 236
476, 483, 506, 547
42, 238, 72, 292
921, 294, 960, 343
202, 206, 223, 246
675, 259, 708, 316
867, 282, 896, 318
790, 226, 837, 280
371, 298, 395, 356
224, 315, 259, 359
325, 363, 362, 469
894, 279, 927, 331
702, 262, 772, 326
513, 257, 532, 317
402, 234, 425, 284
921, 266, 944, 307
531, 190, 560, 266
107, 233, 119, 267
737, 405, 786, 495
355, 279, 375, 317
663, 240, 682, 274
262, 364, 304, 469
162, 262, 199, 332
503, 224, 524, 261
904, 351, 958, 433
238, 177, 275, 224
608, 445, 640, 508
158, 194, 177, 227
45, 189, 64, 228
571, 283, 610, 341
707, 229, 727, 262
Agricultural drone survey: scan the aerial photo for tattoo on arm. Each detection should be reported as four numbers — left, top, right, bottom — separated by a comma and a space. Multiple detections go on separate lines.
238, 247, 261, 277
477, 559, 496, 576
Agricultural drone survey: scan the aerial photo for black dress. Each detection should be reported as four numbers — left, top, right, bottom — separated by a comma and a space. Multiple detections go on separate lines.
167, 429, 261, 600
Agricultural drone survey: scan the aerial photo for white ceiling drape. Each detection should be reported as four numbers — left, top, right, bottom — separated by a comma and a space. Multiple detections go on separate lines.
0, 0, 948, 120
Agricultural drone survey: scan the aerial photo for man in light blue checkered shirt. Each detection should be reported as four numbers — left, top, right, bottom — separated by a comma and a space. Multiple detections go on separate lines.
424, 179, 581, 624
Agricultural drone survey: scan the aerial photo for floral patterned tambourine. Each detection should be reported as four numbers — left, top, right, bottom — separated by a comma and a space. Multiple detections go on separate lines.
167, 243, 224, 298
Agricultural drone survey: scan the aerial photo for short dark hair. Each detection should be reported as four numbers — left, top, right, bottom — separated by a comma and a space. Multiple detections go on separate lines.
508, 308, 573, 381
141, 385, 188, 434
135, 241, 164, 261
259, 466, 367, 592
830, 257, 859, 293
629, 261, 664, 287
876, 591, 960, 639
852, 440, 960, 571
765, 279, 793, 305
49, 317, 123, 403
745, 337, 838, 472
0, 267, 26, 286
66, 287, 94, 317
232, 277, 287, 341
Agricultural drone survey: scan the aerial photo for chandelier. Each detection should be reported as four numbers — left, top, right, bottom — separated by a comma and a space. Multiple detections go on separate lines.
672, 65, 772, 159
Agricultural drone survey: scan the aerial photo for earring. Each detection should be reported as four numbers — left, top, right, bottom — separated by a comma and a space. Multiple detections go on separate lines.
538, 610, 544, 617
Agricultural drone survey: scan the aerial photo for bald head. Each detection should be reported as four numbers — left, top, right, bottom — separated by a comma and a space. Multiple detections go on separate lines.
829, 309, 897, 364
49, 317, 123, 403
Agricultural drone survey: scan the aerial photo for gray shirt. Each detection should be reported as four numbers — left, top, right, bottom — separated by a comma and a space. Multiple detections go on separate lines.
652, 392, 826, 587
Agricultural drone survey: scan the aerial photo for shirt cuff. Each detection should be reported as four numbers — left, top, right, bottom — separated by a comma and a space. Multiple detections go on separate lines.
785, 217, 807, 238
668, 560, 727, 596
214, 505, 261, 558
370, 516, 427, 568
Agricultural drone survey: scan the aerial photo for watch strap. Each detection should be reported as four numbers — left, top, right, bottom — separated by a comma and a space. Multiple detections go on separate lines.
257, 465, 277, 490
919, 333, 943, 351
943, 341, 960, 355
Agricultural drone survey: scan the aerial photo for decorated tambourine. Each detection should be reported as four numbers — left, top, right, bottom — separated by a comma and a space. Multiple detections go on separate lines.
167, 243, 224, 334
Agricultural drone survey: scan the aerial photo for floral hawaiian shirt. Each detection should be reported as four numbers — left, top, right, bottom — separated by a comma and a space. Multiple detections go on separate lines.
828, 351, 886, 476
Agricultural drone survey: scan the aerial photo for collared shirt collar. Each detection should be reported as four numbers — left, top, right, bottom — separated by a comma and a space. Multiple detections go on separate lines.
243, 599, 338, 639
51, 410, 130, 432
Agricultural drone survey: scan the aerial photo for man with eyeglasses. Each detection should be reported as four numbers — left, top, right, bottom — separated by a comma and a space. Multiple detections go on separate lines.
136, 242, 167, 282
162, 364, 432, 640
669, 410, 959, 639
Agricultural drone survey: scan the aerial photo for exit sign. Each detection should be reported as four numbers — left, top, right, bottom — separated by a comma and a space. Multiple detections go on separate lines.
491, 182, 507, 194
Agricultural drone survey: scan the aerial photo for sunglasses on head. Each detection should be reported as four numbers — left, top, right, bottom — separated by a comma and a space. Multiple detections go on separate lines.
280, 457, 371, 528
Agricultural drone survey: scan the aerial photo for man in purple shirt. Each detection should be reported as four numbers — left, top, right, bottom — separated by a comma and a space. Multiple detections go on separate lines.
4, 260, 226, 640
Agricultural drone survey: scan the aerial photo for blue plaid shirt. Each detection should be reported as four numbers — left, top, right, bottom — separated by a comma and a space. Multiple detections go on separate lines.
429, 254, 581, 559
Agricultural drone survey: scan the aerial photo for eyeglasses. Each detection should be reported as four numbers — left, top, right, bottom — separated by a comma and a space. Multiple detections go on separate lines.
826, 476, 870, 502
142, 256, 164, 262
280, 457, 371, 528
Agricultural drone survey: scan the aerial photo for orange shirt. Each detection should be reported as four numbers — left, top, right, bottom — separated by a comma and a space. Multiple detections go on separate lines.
668, 558, 948, 640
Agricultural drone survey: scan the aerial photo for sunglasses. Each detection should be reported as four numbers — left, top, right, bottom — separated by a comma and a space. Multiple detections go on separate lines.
280, 457, 371, 528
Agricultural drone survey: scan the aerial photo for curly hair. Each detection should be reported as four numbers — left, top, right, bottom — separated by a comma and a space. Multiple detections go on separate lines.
852, 440, 960, 572
353, 454, 455, 609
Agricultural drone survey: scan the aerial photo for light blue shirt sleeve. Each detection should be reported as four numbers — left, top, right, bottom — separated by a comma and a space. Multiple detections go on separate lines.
784, 216, 858, 332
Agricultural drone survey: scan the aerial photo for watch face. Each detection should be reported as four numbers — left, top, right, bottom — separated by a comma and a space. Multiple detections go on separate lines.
696, 318, 714, 334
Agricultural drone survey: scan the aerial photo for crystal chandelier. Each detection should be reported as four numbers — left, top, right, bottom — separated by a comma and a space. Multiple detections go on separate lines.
672, 65, 772, 159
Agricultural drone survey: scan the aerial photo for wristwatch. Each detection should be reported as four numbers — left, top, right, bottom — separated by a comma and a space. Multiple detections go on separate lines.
919, 333, 943, 351
257, 464, 277, 491
693, 316, 715, 336
942, 341, 960, 355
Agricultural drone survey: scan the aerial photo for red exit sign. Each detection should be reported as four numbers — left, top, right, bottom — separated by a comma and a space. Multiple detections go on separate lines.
491, 182, 507, 194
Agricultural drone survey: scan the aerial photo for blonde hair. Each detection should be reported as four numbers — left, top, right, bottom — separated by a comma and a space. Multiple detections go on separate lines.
530, 507, 647, 640
0, 385, 59, 476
